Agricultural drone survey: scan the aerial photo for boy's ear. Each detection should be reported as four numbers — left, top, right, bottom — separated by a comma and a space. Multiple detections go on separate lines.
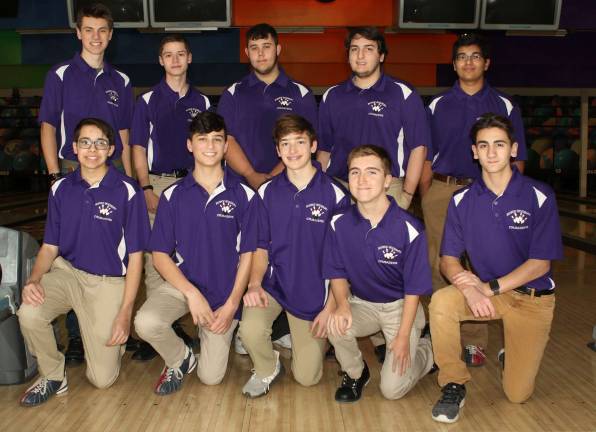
511, 141, 518, 159
187, 138, 193, 153
311, 139, 318, 154
108, 145, 115, 157
472, 145, 479, 160
72, 141, 78, 155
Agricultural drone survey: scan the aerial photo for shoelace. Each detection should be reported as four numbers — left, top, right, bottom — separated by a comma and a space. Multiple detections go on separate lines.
440, 385, 463, 404
466, 345, 486, 358
340, 373, 357, 388
163, 367, 183, 382
31, 378, 49, 395
249, 365, 278, 385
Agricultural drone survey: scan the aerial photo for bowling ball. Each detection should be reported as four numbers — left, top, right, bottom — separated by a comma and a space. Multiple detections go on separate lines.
540, 147, 553, 169
13, 151, 34, 171
554, 149, 579, 171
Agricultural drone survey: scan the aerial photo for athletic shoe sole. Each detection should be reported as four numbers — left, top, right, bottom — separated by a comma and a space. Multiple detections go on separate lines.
431, 398, 466, 424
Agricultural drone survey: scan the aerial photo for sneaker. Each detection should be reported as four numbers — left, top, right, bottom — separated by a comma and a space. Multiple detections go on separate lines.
497, 348, 505, 370
431, 382, 466, 423
234, 333, 248, 355
335, 361, 370, 403
273, 334, 292, 350
154, 345, 197, 396
20, 375, 68, 407
242, 350, 284, 398
132, 341, 158, 362
65, 337, 84, 367
374, 344, 386, 364
173, 321, 199, 349
464, 344, 486, 367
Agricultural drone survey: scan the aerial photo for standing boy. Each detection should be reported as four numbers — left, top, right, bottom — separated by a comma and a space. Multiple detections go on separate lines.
18, 118, 149, 406
325, 145, 434, 403
239, 114, 349, 397
429, 114, 561, 423
134, 112, 258, 394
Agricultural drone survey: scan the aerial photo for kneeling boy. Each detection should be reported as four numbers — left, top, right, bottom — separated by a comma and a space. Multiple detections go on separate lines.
134, 112, 257, 394
325, 145, 434, 403
429, 113, 562, 423
18, 118, 149, 406
239, 114, 349, 397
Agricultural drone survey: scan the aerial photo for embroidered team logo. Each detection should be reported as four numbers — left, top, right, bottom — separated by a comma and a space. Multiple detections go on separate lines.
106, 90, 119, 107
506, 209, 530, 230
94, 201, 117, 222
186, 108, 201, 120
377, 245, 401, 265
368, 101, 387, 117
275, 96, 294, 111
305, 203, 328, 223
216, 200, 236, 219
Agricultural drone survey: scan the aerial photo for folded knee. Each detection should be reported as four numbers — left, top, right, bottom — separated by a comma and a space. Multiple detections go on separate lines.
134, 311, 165, 340
429, 286, 461, 315
17, 305, 46, 329
293, 367, 322, 387
504, 384, 533, 404
87, 369, 118, 389
379, 377, 413, 400
197, 369, 225, 386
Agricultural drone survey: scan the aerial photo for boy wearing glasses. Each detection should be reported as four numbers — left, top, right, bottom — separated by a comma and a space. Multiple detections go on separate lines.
420, 34, 527, 366
17, 118, 150, 407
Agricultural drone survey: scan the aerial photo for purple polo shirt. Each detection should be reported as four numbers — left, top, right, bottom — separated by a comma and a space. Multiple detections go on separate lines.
257, 164, 350, 321
44, 166, 150, 276
318, 74, 430, 181
217, 68, 318, 176
131, 80, 211, 174
323, 198, 432, 302
149, 170, 258, 315
427, 81, 527, 179
441, 168, 562, 291
38, 53, 134, 162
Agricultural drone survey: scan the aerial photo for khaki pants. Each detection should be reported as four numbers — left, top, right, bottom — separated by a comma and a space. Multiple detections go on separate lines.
143, 174, 179, 296
134, 282, 237, 385
239, 292, 326, 387
421, 179, 488, 349
429, 286, 555, 403
17, 257, 126, 388
329, 296, 433, 400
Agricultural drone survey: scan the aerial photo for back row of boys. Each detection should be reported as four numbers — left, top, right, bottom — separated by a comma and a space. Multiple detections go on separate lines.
18, 3, 562, 425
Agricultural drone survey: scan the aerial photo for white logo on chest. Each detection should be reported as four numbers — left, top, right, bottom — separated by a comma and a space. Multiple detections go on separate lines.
377, 245, 401, 265
94, 201, 117, 222
275, 96, 294, 111
368, 101, 387, 117
216, 200, 236, 218
306, 203, 328, 223
106, 90, 119, 106
186, 108, 201, 120
506, 209, 531, 230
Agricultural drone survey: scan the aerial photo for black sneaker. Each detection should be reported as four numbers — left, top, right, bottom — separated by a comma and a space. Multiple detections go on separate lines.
154, 345, 197, 395
334, 362, 370, 403
498, 348, 505, 370
65, 337, 84, 367
374, 344, 386, 363
126, 336, 141, 352
173, 321, 199, 349
432, 382, 466, 423
20, 375, 68, 407
132, 341, 158, 361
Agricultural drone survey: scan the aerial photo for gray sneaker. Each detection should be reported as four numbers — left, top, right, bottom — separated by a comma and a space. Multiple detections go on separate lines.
242, 350, 284, 398
432, 382, 466, 423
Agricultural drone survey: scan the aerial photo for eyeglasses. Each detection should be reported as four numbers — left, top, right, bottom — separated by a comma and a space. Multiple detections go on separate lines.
455, 53, 483, 63
77, 138, 110, 150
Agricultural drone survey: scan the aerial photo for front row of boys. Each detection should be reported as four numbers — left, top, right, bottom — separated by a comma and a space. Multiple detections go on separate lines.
18, 111, 561, 426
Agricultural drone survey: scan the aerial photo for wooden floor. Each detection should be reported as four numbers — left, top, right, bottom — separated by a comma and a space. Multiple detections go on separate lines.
1, 247, 595, 432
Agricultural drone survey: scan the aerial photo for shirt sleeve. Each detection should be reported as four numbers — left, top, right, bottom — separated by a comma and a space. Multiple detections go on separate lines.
425, 104, 435, 162
216, 87, 239, 139
130, 95, 150, 148
43, 183, 63, 246
38, 69, 62, 128
510, 103, 527, 161
440, 196, 466, 259
317, 88, 334, 153
239, 193, 259, 254
123, 185, 150, 254
402, 228, 433, 296
322, 218, 348, 280
529, 188, 563, 260
300, 89, 318, 133
149, 192, 176, 254
402, 88, 431, 154
118, 81, 134, 130
255, 194, 271, 250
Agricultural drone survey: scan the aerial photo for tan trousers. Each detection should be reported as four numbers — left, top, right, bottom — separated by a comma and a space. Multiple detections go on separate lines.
329, 296, 433, 400
239, 292, 326, 386
134, 282, 237, 385
421, 179, 488, 349
429, 286, 555, 403
17, 257, 126, 388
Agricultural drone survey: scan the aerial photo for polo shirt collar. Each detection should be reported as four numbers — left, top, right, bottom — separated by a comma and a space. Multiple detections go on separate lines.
346, 72, 387, 93
453, 79, 491, 101
279, 161, 324, 190
158, 78, 192, 101
180, 165, 235, 199
353, 195, 399, 228
474, 165, 524, 197
73, 52, 112, 78
72, 164, 119, 189
248, 67, 289, 88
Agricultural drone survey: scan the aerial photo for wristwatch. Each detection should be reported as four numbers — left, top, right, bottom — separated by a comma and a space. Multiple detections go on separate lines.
48, 172, 62, 183
142, 185, 154, 191
489, 279, 500, 296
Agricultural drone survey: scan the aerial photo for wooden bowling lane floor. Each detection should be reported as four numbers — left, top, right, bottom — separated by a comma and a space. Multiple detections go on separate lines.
0, 247, 595, 432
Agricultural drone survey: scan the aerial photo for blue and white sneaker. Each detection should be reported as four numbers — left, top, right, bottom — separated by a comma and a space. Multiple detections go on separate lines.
154, 345, 197, 395
20, 375, 68, 407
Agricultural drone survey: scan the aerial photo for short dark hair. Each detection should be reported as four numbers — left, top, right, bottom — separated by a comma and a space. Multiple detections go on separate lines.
345, 27, 388, 57
470, 113, 515, 143
273, 114, 316, 147
159, 34, 190, 56
247, 23, 278, 45
76, 2, 114, 30
452, 33, 490, 61
347, 145, 392, 176
188, 111, 227, 140
73, 118, 115, 146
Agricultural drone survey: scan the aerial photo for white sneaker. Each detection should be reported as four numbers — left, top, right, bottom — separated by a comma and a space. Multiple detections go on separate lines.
234, 333, 248, 355
242, 350, 284, 398
272, 334, 292, 350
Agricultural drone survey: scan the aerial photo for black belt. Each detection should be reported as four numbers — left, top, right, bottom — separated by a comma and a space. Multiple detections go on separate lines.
150, 169, 188, 178
433, 172, 474, 186
513, 286, 555, 297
